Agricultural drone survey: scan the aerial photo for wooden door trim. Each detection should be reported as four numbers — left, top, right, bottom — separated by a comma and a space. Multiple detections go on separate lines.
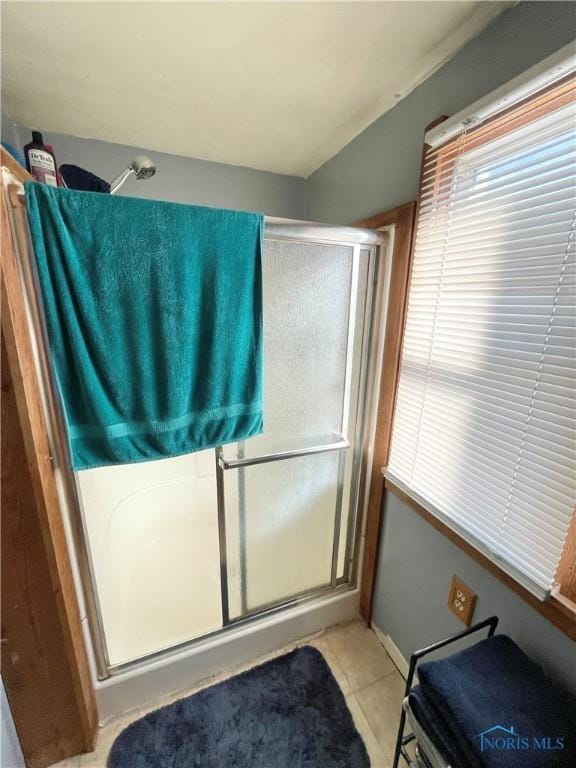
355, 201, 417, 622
1, 148, 97, 763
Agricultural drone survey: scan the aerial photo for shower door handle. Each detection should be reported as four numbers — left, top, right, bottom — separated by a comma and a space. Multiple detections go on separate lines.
218, 438, 349, 470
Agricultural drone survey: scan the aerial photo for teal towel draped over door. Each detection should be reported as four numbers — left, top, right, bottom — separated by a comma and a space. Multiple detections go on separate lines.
25, 182, 264, 470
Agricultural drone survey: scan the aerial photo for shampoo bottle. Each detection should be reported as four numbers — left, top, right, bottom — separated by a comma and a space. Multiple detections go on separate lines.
24, 131, 59, 186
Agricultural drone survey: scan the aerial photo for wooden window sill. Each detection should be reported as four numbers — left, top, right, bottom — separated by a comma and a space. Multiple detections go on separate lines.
383, 476, 576, 641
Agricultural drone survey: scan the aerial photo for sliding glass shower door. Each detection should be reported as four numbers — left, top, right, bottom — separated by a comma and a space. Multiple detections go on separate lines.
73, 220, 381, 674
221, 233, 370, 619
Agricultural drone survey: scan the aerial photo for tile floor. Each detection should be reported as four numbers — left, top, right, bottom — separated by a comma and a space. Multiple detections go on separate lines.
52, 620, 407, 768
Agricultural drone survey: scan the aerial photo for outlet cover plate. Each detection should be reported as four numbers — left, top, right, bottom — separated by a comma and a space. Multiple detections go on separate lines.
447, 575, 477, 626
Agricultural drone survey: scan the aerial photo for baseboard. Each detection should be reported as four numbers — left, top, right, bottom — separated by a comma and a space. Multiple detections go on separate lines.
95, 587, 360, 722
371, 623, 410, 679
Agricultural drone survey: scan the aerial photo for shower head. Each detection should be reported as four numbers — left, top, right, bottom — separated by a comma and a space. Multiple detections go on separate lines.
109, 155, 156, 194
131, 155, 156, 180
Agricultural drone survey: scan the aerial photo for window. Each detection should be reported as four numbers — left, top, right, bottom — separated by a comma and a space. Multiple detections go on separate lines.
387, 66, 576, 599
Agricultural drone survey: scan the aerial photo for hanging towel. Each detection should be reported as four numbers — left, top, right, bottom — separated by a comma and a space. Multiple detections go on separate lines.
25, 182, 264, 470
59, 164, 111, 193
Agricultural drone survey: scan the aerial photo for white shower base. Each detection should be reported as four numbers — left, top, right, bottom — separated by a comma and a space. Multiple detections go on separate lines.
93, 584, 360, 722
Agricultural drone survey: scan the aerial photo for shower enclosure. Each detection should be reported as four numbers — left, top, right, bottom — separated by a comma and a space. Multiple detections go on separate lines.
9, 194, 387, 686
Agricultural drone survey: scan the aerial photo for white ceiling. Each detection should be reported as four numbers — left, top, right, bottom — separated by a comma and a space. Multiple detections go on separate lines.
1, 2, 511, 177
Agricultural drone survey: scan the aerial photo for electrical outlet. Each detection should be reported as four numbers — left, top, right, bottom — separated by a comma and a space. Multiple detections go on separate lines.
447, 575, 477, 626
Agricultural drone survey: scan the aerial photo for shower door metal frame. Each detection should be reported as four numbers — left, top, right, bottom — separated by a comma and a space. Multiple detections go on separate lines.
6, 189, 388, 680
215, 221, 380, 627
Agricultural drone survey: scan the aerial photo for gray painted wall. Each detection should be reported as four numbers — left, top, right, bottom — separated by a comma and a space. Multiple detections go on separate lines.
1, 680, 25, 768
1, 111, 23, 158
2, 120, 305, 218
373, 494, 576, 695
306, 1, 576, 224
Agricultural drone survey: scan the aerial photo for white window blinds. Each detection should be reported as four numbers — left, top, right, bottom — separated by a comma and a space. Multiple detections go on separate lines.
387, 71, 576, 599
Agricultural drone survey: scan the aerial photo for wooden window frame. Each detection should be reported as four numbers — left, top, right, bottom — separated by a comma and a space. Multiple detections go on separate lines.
357, 94, 576, 638
556, 510, 576, 604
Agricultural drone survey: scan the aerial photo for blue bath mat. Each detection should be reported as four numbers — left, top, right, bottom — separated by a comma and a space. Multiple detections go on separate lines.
107, 645, 369, 768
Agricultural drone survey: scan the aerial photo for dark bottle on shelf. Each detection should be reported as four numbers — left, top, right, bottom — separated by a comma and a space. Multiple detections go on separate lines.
24, 131, 59, 186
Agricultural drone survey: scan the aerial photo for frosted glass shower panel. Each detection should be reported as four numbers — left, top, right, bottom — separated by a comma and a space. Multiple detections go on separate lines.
224, 240, 355, 459
224, 450, 342, 615
77, 450, 221, 666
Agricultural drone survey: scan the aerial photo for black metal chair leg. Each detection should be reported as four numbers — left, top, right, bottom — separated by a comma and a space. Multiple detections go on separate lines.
392, 707, 408, 768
